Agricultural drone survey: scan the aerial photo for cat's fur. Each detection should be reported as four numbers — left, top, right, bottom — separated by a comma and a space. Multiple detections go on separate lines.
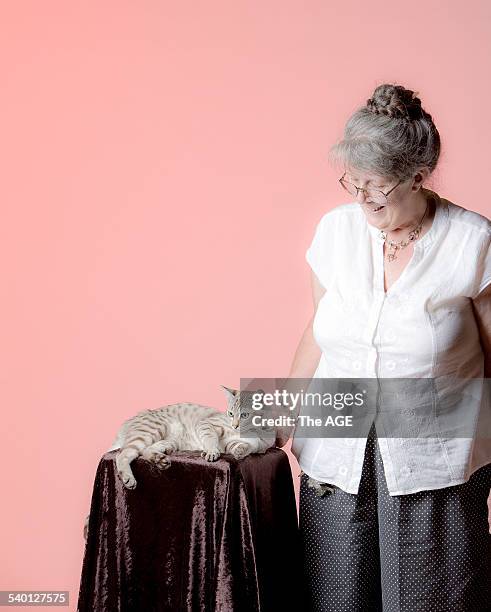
83, 386, 275, 539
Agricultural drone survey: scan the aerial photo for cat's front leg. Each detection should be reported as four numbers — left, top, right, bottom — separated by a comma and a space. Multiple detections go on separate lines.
201, 448, 221, 461
197, 421, 221, 462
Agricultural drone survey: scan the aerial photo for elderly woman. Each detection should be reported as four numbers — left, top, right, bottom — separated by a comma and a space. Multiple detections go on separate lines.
283, 84, 491, 611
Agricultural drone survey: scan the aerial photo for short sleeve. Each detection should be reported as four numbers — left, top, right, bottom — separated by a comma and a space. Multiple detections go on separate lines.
305, 212, 334, 291
473, 229, 491, 298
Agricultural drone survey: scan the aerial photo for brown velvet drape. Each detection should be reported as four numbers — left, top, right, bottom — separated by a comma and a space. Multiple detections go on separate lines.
78, 448, 304, 611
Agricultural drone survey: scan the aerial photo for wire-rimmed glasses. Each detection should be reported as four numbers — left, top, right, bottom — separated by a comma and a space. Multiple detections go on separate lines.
339, 172, 403, 206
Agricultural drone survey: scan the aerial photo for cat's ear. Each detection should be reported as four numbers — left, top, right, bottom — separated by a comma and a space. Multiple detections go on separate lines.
220, 385, 237, 400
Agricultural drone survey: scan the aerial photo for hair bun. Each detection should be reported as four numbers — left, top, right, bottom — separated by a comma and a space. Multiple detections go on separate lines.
366, 84, 424, 122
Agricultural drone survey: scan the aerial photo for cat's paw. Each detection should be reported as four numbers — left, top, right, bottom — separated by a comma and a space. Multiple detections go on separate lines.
201, 448, 221, 462
230, 442, 251, 460
120, 472, 137, 489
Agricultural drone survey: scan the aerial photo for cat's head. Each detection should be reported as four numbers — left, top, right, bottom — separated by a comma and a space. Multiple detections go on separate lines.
220, 385, 265, 429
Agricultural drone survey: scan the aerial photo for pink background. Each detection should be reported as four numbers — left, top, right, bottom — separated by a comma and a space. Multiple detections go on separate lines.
2, 1, 490, 608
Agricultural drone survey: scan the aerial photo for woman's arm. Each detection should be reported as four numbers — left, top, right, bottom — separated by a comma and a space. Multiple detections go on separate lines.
275, 271, 325, 447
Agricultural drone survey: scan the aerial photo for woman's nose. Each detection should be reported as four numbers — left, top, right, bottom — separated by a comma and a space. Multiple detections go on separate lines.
355, 189, 367, 204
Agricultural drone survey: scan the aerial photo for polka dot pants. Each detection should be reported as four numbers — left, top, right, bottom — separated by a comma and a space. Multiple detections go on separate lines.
299, 423, 491, 611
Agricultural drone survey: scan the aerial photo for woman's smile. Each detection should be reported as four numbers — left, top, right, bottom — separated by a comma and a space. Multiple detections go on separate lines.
364, 203, 386, 214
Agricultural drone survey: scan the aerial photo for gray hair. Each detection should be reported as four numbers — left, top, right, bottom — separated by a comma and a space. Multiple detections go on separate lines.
328, 83, 441, 183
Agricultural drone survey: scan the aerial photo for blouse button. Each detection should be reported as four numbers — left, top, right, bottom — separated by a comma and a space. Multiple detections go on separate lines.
338, 466, 348, 475
386, 360, 396, 371
352, 360, 362, 371
385, 329, 396, 341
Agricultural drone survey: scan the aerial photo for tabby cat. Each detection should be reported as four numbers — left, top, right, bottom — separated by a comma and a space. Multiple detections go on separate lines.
83, 385, 275, 539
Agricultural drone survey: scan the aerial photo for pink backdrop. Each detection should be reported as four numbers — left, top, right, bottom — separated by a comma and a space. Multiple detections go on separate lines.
2, 1, 490, 608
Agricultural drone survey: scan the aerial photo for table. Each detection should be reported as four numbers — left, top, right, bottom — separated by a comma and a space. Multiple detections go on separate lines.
78, 447, 304, 611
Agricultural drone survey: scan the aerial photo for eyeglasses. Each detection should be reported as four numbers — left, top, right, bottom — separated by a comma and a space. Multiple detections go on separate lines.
338, 172, 403, 206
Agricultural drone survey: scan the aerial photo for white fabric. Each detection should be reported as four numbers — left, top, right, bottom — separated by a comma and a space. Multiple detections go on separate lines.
291, 189, 491, 495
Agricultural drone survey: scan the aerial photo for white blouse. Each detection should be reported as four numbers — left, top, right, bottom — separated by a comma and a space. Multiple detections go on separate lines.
291, 189, 491, 495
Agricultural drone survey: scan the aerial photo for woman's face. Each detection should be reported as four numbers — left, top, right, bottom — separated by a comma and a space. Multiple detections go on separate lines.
345, 168, 424, 231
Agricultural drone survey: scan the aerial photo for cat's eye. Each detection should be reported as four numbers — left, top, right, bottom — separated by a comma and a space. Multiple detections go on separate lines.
227, 411, 233, 417
241, 412, 249, 419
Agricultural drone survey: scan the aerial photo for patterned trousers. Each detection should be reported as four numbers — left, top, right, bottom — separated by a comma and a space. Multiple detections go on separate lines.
298, 423, 491, 612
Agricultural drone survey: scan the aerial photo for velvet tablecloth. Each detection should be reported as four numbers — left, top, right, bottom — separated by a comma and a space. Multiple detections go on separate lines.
78, 448, 303, 611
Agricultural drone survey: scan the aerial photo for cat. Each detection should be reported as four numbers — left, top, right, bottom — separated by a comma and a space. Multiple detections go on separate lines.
83, 385, 276, 540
